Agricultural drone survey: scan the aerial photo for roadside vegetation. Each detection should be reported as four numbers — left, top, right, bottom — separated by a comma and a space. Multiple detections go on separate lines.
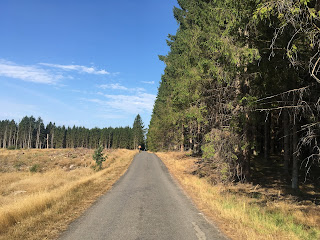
148, 2, 320, 238
0, 148, 137, 240
147, 0, 320, 192
158, 152, 320, 240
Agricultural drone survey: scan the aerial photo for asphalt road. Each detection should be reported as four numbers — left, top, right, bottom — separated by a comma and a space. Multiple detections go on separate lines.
59, 152, 227, 240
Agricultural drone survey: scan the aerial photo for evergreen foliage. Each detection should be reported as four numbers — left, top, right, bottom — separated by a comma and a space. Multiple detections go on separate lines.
0, 115, 145, 151
92, 145, 107, 170
147, 0, 320, 189
132, 114, 146, 150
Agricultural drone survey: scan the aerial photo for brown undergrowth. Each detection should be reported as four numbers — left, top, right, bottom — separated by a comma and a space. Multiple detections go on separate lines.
157, 152, 320, 240
0, 148, 137, 240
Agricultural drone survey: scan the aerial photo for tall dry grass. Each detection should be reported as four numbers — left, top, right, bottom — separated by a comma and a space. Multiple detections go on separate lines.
157, 152, 320, 240
0, 148, 137, 240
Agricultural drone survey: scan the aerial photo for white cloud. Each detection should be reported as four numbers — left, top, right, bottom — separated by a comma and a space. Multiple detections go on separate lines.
135, 87, 146, 92
105, 93, 156, 112
40, 63, 110, 75
0, 59, 61, 84
86, 92, 156, 114
99, 83, 128, 90
141, 81, 155, 84
98, 83, 146, 93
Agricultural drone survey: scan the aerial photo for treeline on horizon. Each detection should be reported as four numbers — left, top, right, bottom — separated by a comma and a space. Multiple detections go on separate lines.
0, 114, 145, 150
147, 0, 320, 190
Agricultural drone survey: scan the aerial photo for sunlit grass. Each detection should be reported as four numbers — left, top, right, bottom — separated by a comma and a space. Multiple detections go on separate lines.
157, 152, 320, 240
0, 148, 137, 240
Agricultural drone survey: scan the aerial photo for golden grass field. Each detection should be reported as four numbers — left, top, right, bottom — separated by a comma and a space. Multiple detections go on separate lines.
157, 152, 320, 240
0, 148, 137, 240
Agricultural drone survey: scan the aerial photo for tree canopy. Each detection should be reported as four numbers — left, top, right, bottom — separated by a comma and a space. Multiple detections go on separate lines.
147, 0, 320, 190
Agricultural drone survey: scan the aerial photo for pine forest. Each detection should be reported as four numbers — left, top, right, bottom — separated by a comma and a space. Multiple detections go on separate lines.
147, 0, 320, 191
0, 114, 145, 150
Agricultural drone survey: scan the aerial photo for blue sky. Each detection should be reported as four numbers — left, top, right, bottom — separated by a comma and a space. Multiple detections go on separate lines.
0, 0, 178, 128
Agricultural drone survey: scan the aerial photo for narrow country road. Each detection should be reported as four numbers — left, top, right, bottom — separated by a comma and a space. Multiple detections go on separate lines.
59, 152, 227, 240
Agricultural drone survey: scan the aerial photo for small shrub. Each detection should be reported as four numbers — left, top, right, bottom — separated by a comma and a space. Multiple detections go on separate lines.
30, 164, 40, 173
92, 145, 107, 171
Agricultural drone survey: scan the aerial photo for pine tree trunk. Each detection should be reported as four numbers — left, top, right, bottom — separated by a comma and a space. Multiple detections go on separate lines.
270, 113, 275, 155
8, 127, 12, 148
47, 134, 49, 149
12, 128, 16, 148
193, 124, 198, 154
51, 131, 54, 148
180, 124, 184, 152
292, 121, 299, 191
36, 123, 40, 149
196, 123, 201, 154
283, 110, 290, 180
28, 123, 32, 149
15, 125, 19, 149
3, 126, 7, 149
23, 134, 25, 148
108, 133, 111, 149
289, 131, 293, 163
264, 114, 269, 161
243, 112, 251, 182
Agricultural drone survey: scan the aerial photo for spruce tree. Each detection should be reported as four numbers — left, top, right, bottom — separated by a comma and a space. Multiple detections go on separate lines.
132, 114, 145, 150
92, 145, 107, 170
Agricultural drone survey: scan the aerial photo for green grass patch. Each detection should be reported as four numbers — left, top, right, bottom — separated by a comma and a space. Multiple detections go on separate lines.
29, 164, 40, 173
218, 192, 319, 239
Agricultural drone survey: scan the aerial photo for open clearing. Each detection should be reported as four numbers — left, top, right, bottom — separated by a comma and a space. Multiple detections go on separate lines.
157, 152, 320, 240
1, 149, 318, 239
0, 148, 137, 240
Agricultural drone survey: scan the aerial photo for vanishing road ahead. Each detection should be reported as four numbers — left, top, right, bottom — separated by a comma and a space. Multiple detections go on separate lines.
59, 152, 227, 240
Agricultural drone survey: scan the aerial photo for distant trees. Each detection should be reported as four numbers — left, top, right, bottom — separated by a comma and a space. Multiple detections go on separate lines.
0, 114, 145, 150
0, 120, 17, 149
132, 114, 145, 150
147, 0, 320, 189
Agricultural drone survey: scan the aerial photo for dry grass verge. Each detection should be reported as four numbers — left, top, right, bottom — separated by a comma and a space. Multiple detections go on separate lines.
0, 148, 137, 240
157, 152, 320, 240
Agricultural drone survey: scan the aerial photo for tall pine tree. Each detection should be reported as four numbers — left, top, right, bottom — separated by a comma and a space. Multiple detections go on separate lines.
132, 114, 145, 150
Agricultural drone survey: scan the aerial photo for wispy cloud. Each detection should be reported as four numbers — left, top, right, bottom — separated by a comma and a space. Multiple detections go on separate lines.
86, 92, 156, 114
105, 93, 156, 112
40, 63, 110, 75
0, 59, 61, 84
0, 59, 115, 85
98, 83, 145, 93
99, 83, 128, 91
141, 81, 155, 84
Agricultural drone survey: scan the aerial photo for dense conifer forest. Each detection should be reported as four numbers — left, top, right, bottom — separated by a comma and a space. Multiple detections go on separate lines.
0, 114, 145, 150
147, 0, 320, 190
